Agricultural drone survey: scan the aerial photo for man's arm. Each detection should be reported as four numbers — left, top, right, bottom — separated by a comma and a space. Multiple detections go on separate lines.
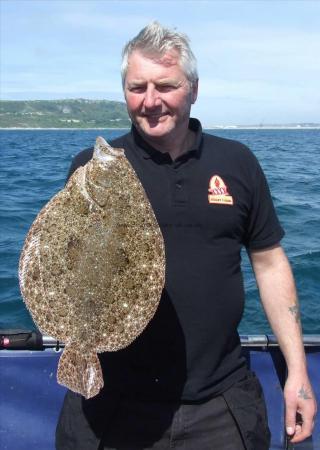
249, 244, 317, 444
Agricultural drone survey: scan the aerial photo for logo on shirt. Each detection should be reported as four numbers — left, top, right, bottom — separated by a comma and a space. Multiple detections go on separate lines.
208, 175, 234, 205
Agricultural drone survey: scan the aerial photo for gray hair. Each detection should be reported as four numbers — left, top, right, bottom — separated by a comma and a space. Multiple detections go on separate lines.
121, 21, 198, 88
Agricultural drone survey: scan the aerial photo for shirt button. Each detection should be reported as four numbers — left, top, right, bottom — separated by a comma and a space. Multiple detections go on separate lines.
175, 182, 182, 189
155, 378, 159, 383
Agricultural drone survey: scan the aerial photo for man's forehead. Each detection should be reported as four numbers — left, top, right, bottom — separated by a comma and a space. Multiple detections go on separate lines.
154, 52, 180, 67
129, 48, 180, 67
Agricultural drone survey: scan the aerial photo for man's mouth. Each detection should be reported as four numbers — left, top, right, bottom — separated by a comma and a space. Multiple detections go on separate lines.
143, 113, 168, 120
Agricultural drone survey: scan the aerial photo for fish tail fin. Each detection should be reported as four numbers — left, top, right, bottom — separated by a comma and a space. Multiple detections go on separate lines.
57, 344, 104, 399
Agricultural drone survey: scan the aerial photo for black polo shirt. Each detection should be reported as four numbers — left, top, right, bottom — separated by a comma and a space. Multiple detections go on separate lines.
67, 118, 284, 402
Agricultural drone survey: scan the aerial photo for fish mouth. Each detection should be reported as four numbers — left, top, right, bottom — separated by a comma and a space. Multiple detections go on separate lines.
109, 147, 125, 157
94, 137, 125, 162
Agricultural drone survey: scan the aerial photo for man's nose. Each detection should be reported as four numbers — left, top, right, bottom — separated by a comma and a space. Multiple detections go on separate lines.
144, 85, 161, 109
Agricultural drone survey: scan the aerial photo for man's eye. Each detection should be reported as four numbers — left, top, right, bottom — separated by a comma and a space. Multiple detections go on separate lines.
157, 85, 175, 93
129, 86, 145, 93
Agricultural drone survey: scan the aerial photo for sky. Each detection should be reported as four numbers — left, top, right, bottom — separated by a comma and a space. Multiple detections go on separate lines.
1, 0, 319, 126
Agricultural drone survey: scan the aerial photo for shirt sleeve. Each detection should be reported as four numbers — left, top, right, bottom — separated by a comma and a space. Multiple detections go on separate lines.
243, 157, 285, 250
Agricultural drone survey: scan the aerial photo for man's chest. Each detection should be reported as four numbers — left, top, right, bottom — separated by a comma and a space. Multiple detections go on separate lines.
125, 152, 252, 243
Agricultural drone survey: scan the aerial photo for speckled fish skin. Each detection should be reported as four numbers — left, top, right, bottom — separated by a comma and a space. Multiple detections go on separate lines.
19, 137, 166, 399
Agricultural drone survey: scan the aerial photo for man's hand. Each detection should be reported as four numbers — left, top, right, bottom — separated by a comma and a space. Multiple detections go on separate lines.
250, 244, 318, 443
284, 373, 317, 443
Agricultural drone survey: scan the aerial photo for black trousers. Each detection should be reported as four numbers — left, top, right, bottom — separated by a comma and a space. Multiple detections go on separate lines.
56, 371, 270, 450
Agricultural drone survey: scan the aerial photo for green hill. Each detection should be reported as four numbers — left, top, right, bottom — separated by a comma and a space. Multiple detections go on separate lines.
0, 99, 131, 128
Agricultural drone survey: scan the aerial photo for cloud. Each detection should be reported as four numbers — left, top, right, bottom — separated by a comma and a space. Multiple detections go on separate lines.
61, 12, 154, 36
193, 23, 320, 80
3, 77, 123, 95
198, 78, 318, 103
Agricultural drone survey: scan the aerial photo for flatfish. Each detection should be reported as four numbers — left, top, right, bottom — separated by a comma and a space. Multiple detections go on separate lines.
19, 137, 165, 399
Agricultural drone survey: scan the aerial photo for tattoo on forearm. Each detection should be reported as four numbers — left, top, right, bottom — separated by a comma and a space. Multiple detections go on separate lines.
298, 385, 312, 400
288, 305, 300, 323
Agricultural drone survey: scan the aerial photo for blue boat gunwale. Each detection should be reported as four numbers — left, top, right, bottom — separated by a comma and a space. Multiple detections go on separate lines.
0, 333, 319, 450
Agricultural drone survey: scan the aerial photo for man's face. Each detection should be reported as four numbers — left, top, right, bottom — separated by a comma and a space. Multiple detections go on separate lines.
124, 50, 198, 143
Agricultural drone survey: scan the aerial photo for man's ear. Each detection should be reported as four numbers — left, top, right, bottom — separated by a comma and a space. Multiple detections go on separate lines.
191, 79, 198, 104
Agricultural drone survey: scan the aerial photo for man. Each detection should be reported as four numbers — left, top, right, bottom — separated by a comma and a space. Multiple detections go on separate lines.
56, 22, 316, 449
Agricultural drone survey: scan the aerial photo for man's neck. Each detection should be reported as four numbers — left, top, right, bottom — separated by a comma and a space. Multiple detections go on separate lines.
140, 127, 196, 161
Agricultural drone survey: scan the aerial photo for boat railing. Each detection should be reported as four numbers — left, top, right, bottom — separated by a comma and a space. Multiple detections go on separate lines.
240, 334, 320, 346
1, 330, 320, 350
41, 333, 320, 348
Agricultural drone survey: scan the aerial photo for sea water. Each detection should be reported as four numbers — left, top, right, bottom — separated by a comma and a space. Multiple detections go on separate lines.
0, 128, 319, 334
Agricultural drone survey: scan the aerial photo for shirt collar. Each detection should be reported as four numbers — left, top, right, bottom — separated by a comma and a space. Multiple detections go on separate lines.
131, 118, 203, 163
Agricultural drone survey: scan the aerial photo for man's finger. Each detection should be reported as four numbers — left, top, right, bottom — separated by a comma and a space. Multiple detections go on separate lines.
285, 399, 297, 436
295, 424, 302, 435
290, 417, 314, 443
300, 416, 314, 437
